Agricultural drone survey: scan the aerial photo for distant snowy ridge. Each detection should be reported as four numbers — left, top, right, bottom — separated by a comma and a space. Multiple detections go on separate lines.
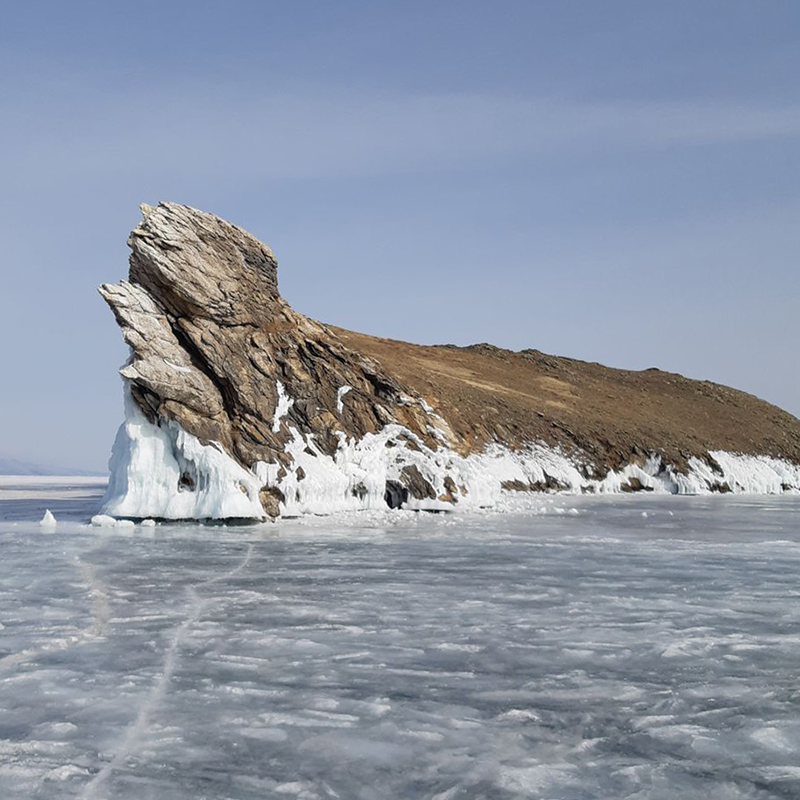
100, 382, 800, 521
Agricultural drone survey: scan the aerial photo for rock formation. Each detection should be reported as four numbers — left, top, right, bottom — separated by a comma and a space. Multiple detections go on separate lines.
99, 203, 800, 519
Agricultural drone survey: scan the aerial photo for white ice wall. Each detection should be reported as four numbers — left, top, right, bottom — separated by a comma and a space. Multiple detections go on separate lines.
102, 382, 800, 521
101, 388, 264, 520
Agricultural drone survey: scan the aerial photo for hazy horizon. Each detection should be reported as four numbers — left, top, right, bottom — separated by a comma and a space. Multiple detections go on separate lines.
1, 1, 799, 472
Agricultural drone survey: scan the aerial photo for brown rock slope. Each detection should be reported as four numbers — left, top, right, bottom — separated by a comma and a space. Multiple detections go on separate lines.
332, 330, 800, 476
100, 202, 800, 515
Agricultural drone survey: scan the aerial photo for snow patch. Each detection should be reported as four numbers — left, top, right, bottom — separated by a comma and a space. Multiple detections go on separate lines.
688, 451, 800, 495
260, 433, 800, 518
272, 381, 294, 433
419, 398, 436, 414
336, 385, 352, 414
164, 359, 192, 375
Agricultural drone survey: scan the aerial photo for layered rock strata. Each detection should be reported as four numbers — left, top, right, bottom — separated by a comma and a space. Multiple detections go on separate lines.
99, 203, 800, 519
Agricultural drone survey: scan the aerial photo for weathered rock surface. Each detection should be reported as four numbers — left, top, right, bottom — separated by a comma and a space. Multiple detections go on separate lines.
99, 202, 800, 519
101, 203, 438, 470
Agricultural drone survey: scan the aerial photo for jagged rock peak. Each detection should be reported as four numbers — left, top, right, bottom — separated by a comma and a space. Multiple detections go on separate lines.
128, 202, 281, 325
99, 202, 440, 516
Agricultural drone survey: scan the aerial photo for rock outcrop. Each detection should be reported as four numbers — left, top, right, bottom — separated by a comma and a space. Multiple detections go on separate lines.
99, 203, 800, 519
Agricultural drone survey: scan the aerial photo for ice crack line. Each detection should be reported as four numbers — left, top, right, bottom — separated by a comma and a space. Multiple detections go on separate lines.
0, 554, 110, 676
80, 542, 254, 800
75, 555, 111, 638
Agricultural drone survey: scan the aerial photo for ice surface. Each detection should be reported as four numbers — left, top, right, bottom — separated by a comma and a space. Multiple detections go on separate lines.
1, 480, 800, 799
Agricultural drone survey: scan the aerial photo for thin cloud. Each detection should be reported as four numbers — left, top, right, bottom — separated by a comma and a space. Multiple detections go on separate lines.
4, 77, 800, 184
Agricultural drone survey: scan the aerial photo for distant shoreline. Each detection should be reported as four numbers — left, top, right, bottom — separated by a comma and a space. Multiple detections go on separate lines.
0, 475, 108, 486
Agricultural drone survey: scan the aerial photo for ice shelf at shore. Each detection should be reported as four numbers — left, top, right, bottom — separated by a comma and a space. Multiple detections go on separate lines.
100, 385, 800, 522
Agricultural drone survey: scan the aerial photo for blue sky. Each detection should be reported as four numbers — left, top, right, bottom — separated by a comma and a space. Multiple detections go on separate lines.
1, 1, 798, 471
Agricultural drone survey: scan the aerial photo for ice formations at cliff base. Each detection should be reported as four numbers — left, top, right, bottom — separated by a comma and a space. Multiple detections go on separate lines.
102, 388, 264, 520
99, 382, 800, 521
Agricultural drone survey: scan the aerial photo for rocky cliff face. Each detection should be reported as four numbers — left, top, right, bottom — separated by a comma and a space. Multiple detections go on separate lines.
99, 203, 800, 519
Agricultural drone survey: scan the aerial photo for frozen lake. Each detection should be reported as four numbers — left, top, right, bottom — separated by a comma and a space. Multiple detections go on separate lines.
0, 479, 799, 799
